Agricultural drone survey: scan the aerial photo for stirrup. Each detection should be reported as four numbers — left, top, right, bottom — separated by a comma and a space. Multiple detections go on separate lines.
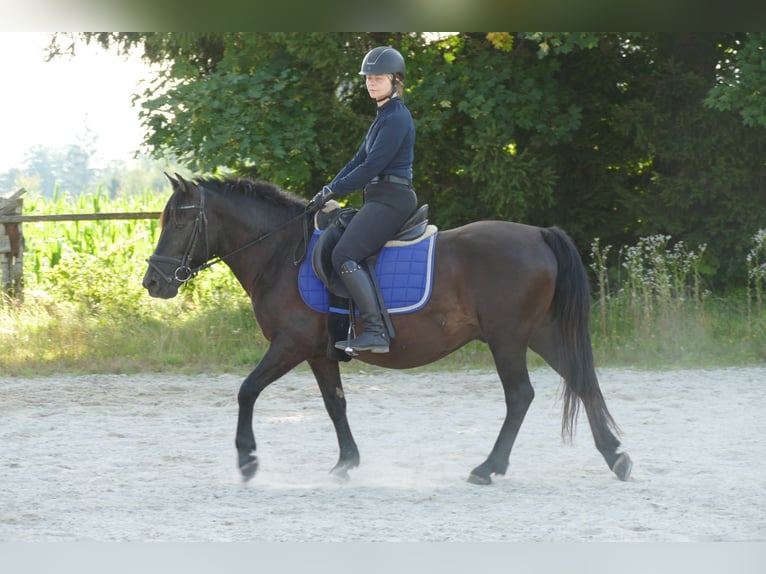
334, 332, 390, 355
335, 339, 358, 356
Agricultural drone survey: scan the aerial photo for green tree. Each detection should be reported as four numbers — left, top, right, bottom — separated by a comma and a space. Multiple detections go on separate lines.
705, 32, 766, 128
539, 33, 765, 287
411, 33, 563, 225
475, 32, 766, 289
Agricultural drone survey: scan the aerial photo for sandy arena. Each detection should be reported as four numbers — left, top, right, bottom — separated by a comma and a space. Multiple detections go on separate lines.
1, 366, 764, 542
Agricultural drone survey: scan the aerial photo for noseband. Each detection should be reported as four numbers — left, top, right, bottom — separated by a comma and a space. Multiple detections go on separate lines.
146, 185, 310, 287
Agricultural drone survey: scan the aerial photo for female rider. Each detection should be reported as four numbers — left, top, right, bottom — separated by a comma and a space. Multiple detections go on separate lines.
308, 46, 417, 354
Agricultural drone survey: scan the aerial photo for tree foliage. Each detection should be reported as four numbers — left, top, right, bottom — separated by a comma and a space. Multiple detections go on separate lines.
705, 32, 766, 128
50, 32, 766, 289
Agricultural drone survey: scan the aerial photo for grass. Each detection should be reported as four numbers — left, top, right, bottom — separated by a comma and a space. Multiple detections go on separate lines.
1, 289, 267, 376
2, 288, 762, 377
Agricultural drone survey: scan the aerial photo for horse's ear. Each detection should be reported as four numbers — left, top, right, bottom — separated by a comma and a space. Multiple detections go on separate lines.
174, 173, 194, 194
172, 173, 202, 202
164, 172, 180, 191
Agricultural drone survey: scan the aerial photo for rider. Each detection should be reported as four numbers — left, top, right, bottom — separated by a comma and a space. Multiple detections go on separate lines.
308, 46, 417, 354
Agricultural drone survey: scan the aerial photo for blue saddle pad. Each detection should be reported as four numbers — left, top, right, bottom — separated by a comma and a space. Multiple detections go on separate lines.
298, 229, 437, 315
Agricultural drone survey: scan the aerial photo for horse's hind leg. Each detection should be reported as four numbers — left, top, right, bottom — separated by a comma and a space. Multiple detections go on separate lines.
468, 341, 534, 485
530, 324, 632, 481
309, 358, 360, 480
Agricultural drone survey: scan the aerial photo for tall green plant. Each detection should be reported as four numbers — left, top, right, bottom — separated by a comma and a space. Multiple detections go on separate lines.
589, 234, 717, 365
589, 237, 610, 338
619, 235, 707, 330
746, 229, 766, 333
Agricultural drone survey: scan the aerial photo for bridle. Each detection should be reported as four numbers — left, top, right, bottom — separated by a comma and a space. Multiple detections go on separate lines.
146, 185, 310, 286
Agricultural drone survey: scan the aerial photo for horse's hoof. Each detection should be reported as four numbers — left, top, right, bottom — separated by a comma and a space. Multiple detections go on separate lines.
330, 461, 356, 482
239, 455, 259, 482
612, 452, 633, 481
467, 472, 492, 485
330, 468, 351, 483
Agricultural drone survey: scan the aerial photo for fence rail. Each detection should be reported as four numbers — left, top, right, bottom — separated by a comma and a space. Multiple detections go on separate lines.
0, 212, 162, 223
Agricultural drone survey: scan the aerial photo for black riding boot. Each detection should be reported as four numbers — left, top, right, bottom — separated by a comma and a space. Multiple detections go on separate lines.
334, 260, 390, 354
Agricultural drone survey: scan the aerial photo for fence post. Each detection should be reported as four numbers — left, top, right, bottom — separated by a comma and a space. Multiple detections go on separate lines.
0, 188, 25, 302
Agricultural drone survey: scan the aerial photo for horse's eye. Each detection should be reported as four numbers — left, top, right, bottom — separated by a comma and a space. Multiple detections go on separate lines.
171, 207, 197, 228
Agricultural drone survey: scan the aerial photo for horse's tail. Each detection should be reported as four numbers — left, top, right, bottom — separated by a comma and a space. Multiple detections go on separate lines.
540, 226, 620, 444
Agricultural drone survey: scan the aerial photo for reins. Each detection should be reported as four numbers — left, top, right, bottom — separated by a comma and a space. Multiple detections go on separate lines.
196, 211, 309, 273
147, 185, 312, 286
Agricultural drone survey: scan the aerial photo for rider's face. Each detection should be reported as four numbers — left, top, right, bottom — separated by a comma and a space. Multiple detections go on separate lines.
365, 74, 393, 101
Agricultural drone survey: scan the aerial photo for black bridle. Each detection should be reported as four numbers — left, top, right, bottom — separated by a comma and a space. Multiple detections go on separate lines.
146, 185, 310, 286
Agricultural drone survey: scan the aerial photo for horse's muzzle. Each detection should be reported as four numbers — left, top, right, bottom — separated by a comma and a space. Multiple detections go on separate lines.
142, 267, 179, 299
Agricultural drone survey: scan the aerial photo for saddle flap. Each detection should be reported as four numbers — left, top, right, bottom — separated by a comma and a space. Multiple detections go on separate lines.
311, 222, 350, 298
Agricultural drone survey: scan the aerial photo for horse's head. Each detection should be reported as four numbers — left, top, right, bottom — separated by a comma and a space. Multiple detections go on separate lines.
142, 173, 210, 299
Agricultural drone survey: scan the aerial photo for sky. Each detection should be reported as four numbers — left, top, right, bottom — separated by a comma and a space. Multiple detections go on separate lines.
0, 32, 152, 173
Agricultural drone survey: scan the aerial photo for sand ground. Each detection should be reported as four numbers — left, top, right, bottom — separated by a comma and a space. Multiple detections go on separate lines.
1, 366, 764, 542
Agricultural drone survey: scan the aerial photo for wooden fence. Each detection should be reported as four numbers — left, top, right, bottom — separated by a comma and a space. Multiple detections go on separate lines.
0, 188, 161, 301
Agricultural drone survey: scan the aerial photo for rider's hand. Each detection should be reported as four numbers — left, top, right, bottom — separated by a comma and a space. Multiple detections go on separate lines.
307, 186, 335, 213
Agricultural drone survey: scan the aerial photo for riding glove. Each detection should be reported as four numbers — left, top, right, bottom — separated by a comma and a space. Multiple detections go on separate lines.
307, 186, 335, 212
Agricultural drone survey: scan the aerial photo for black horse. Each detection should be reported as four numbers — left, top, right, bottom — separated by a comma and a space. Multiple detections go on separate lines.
143, 174, 632, 485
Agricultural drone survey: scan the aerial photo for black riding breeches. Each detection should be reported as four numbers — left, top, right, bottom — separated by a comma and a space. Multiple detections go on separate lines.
331, 181, 418, 274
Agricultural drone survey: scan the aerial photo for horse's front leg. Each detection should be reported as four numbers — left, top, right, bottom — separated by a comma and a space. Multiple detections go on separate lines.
309, 358, 360, 480
236, 343, 302, 481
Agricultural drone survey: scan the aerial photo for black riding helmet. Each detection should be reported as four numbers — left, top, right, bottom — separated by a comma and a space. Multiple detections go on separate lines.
359, 46, 406, 80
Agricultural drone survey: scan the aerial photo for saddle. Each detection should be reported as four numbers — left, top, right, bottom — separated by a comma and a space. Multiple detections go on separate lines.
303, 201, 434, 363
311, 201, 430, 299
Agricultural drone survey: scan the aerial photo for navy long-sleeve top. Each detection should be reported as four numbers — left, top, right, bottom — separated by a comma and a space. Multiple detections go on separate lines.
327, 97, 415, 197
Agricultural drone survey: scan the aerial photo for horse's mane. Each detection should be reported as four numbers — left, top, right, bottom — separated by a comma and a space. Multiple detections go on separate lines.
194, 176, 305, 212
161, 175, 306, 228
